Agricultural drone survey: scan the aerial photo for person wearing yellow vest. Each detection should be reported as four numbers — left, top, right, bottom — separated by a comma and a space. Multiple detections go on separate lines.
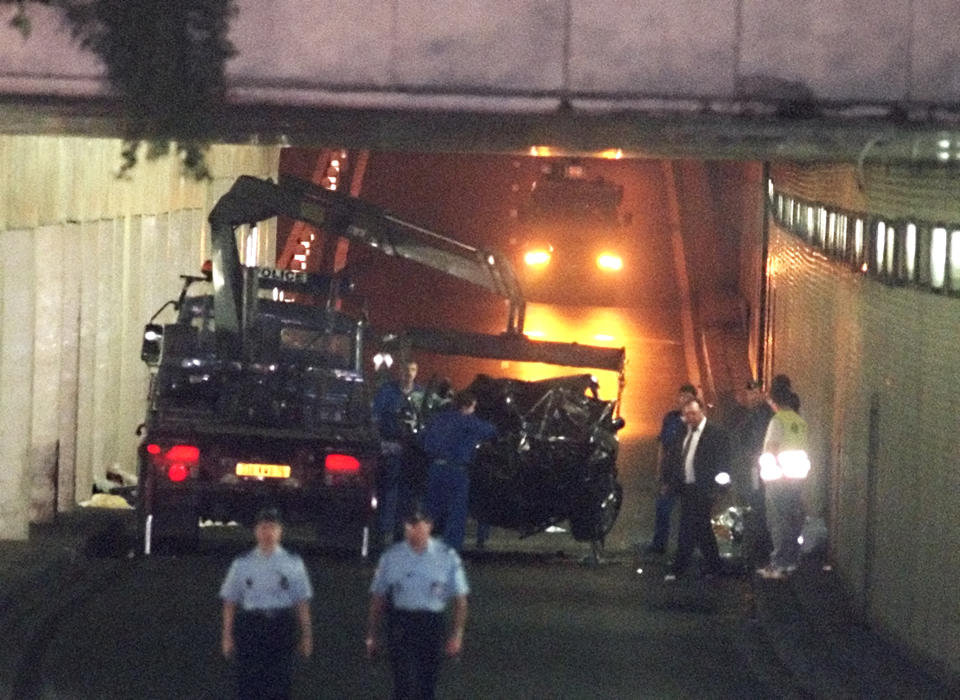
756, 386, 809, 579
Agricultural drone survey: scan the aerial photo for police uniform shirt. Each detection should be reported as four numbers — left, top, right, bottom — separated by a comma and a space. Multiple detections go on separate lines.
369, 537, 469, 613
220, 545, 313, 611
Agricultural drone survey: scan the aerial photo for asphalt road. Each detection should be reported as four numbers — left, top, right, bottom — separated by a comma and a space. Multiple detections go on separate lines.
17, 518, 774, 700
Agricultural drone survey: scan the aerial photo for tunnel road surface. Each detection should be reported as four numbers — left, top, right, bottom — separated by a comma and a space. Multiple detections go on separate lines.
9, 530, 781, 700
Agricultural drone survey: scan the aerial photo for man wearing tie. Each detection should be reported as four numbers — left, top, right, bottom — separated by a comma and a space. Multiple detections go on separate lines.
664, 397, 730, 581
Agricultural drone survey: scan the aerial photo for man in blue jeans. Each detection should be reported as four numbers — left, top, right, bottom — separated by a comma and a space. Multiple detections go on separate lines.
422, 390, 496, 552
645, 384, 698, 554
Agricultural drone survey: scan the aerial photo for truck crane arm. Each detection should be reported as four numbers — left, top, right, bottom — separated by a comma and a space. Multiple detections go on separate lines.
207, 174, 624, 374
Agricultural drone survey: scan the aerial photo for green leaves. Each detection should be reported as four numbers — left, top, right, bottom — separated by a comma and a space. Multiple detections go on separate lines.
9, 0, 237, 178
66, 0, 237, 179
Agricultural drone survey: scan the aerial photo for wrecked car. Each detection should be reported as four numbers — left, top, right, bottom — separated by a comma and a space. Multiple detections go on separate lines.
466, 373, 625, 545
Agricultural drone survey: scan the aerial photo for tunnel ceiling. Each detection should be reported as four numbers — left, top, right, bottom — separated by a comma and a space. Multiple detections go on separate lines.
2, 96, 958, 165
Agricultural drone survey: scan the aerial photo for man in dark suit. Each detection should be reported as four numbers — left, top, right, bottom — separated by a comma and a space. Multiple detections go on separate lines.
664, 397, 730, 581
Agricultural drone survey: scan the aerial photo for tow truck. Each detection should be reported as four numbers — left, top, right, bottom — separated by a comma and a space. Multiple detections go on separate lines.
137, 175, 626, 555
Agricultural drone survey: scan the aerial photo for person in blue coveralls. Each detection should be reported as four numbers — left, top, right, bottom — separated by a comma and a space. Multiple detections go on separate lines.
220, 507, 313, 700
373, 359, 426, 546
366, 505, 470, 700
421, 390, 496, 552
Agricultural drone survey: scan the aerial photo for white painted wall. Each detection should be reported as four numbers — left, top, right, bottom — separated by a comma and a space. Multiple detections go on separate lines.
0, 136, 279, 539
760, 165, 960, 678
3, 1, 960, 109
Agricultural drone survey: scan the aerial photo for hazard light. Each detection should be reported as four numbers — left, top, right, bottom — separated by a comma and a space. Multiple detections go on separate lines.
325, 453, 360, 473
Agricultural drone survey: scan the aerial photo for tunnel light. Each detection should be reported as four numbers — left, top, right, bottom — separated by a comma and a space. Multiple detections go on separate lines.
885, 225, 896, 275
523, 329, 544, 338
854, 218, 864, 261
596, 253, 623, 271
931, 227, 948, 288
524, 249, 552, 267
597, 148, 623, 160
875, 221, 887, 269
950, 230, 960, 290
529, 146, 553, 157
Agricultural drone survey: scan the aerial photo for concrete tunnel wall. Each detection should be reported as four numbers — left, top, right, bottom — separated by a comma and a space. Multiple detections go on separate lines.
0, 136, 280, 540
5, 1, 960, 108
754, 162, 960, 679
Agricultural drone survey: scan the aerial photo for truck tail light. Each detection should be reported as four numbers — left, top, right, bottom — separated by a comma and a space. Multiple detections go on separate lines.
325, 454, 360, 473
146, 443, 200, 482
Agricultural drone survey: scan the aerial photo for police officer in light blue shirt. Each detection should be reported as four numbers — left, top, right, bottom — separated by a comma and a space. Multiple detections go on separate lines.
220, 508, 313, 700
366, 504, 469, 700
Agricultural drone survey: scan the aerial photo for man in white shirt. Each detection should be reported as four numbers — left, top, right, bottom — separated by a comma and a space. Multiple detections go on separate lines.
664, 398, 730, 581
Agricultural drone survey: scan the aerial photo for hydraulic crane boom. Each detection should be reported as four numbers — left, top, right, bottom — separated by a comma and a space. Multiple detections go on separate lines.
207, 175, 625, 374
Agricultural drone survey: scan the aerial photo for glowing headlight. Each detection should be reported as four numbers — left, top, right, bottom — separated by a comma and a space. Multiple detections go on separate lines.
596, 253, 623, 271
524, 249, 552, 267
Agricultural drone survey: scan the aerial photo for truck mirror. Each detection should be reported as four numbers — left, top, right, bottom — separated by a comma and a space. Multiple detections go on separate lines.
141, 323, 164, 364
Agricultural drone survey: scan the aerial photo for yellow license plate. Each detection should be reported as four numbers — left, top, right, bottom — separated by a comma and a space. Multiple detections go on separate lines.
235, 462, 291, 479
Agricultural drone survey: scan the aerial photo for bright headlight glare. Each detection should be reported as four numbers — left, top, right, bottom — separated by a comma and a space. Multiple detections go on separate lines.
596, 253, 623, 271
524, 249, 552, 267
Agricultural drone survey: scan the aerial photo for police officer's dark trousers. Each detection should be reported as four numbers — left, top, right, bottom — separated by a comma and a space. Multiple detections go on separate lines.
388, 608, 445, 700
235, 608, 297, 700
